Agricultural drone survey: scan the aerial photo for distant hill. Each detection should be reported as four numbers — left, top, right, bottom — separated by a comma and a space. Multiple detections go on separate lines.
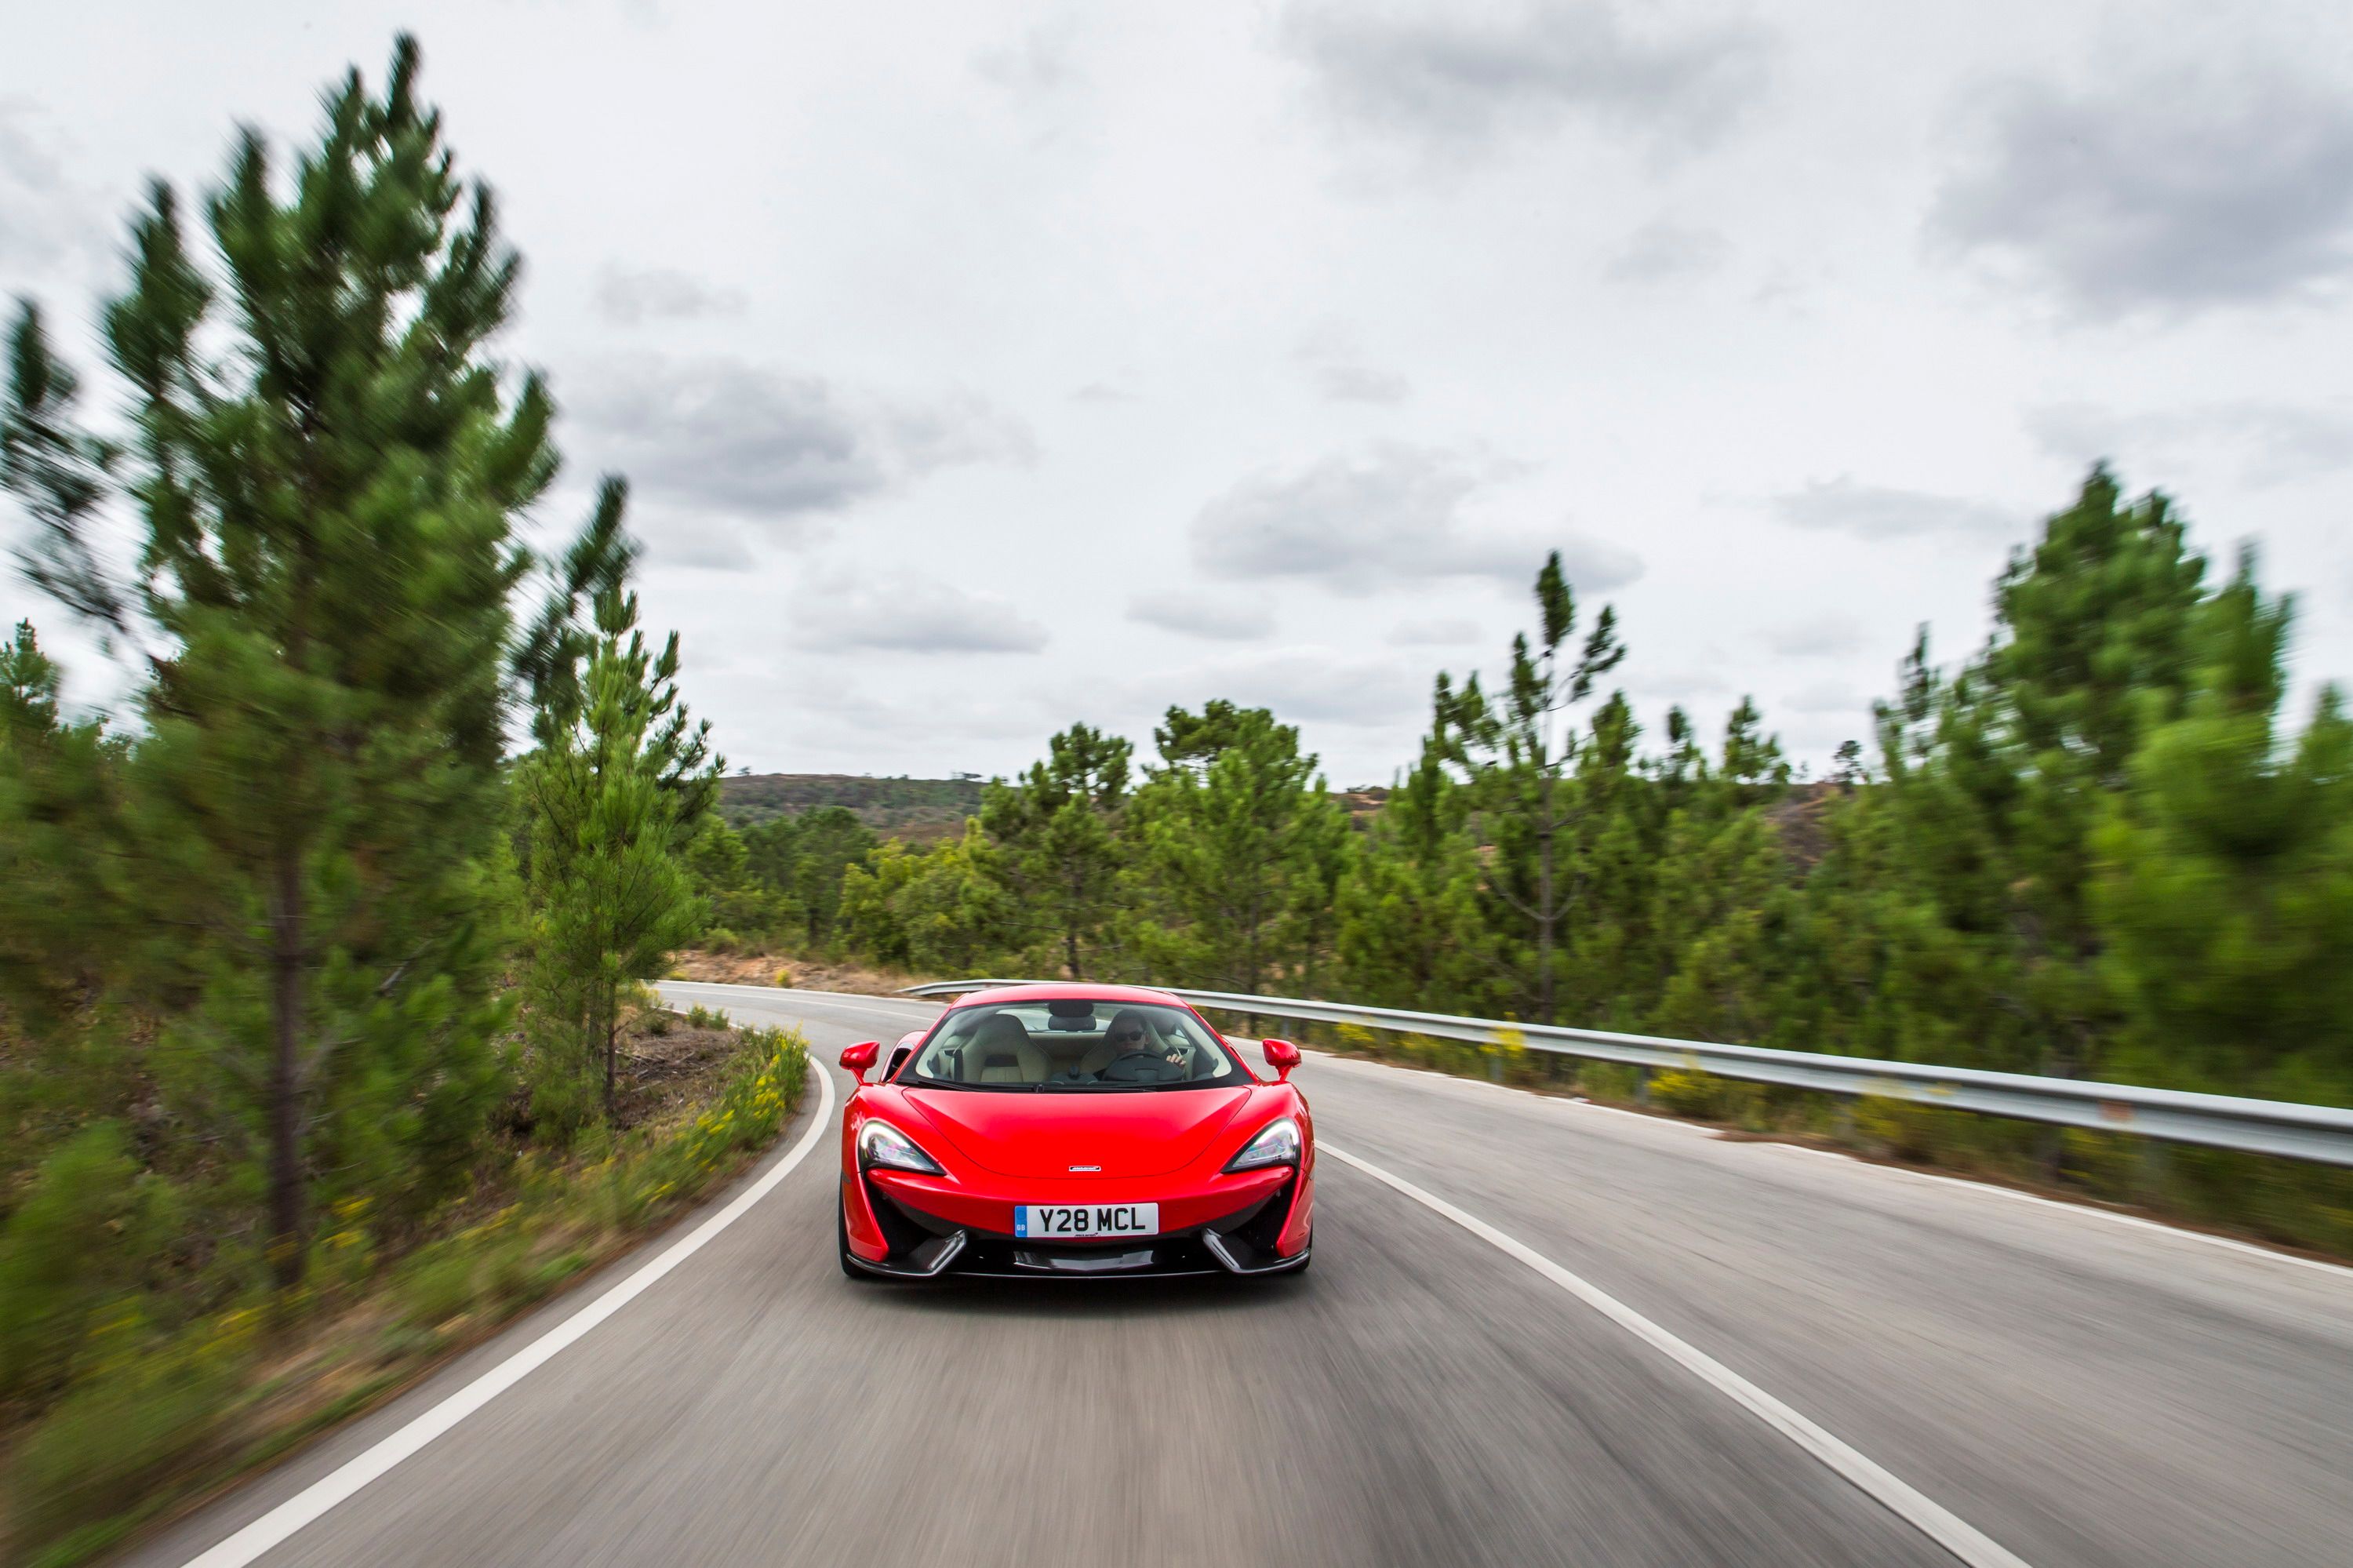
718, 773, 1395, 846
718, 773, 984, 843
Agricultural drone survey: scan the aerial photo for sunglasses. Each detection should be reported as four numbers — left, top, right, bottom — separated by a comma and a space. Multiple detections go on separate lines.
1111, 1029, 1144, 1042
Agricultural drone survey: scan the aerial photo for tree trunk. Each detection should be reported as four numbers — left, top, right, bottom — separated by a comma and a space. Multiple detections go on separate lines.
602, 978, 619, 1111
267, 850, 307, 1291
1536, 774, 1558, 1026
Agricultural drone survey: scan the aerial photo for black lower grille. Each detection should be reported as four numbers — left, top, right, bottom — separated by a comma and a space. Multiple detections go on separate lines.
959, 1232, 1224, 1277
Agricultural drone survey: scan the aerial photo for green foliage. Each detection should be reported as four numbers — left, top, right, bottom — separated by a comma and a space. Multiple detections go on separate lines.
0, 36, 815, 1555
800, 466, 2353, 1255
980, 723, 1131, 978
1438, 549, 1629, 1024
5, 1325, 251, 1556
1129, 704, 1325, 995
2, 40, 538, 1286
1649, 1068, 1763, 1126
519, 562, 717, 1131
839, 821, 1020, 974
741, 806, 878, 947
2090, 561, 2353, 1105
716, 773, 980, 835
0, 1126, 151, 1403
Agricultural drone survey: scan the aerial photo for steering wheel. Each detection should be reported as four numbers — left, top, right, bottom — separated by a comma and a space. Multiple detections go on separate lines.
1096, 1051, 1184, 1083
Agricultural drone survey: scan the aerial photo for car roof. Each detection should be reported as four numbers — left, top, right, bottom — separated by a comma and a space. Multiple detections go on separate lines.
945, 981, 1184, 1009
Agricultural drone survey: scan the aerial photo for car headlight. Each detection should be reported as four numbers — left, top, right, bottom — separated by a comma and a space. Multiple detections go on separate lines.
1224, 1115, 1301, 1172
858, 1119, 945, 1175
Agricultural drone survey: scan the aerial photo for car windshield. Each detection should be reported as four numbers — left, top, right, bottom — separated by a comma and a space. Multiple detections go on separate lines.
905, 999, 1242, 1091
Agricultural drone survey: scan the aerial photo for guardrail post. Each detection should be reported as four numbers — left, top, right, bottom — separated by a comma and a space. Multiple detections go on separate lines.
1635, 1067, 1653, 1106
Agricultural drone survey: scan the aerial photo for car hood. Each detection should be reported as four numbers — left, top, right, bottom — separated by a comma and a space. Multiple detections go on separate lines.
898, 1086, 1256, 1178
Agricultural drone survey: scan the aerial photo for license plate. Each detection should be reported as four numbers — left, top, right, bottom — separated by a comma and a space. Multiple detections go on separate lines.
1016, 1202, 1158, 1239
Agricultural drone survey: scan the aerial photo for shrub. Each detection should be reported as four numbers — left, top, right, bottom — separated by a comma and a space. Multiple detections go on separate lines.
686, 1003, 728, 1031
1649, 1068, 1767, 1126
1651, 1068, 1722, 1119
0, 1124, 147, 1405
6, 1326, 250, 1554
1579, 1062, 1643, 1102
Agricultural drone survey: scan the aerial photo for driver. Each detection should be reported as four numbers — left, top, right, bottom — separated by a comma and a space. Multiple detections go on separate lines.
1096, 1009, 1186, 1082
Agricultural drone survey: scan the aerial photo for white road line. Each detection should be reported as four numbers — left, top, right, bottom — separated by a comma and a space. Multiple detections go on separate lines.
1322, 1141, 2033, 1568
179, 1060, 839, 1568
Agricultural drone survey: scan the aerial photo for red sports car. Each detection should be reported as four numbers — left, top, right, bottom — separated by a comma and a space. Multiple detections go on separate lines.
835, 983, 1314, 1279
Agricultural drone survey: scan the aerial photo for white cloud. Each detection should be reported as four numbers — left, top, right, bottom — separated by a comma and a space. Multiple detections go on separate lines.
1295, 323, 1412, 405
0, 100, 103, 272
1126, 590, 1275, 642
2027, 400, 2353, 487
568, 355, 1034, 535
1132, 646, 1427, 729
1278, 0, 1775, 162
593, 265, 748, 326
1191, 442, 1642, 596
1933, 61, 2353, 317
784, 570, 1049, 654
1757, 616, 1865, 659
1769, 477, 2024, 544
1604, 218, 1729, 285
1390, 617, 1485, 646
1781, 679, 1869, 715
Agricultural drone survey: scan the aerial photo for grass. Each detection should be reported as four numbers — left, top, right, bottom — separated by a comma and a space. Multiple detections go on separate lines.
0, 1020, 809, 1566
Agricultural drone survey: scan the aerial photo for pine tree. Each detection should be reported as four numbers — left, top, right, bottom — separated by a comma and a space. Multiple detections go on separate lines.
1854, 469, 2210, 1079
1, 40, 547, 1282
1130, 703, 1321, 999
980, 722, 1132, 978
1336, 713, 1497, 1014
2092, 557, 2353, 1103
520, 566, 717, 1124
1443, 551, 1626, 1024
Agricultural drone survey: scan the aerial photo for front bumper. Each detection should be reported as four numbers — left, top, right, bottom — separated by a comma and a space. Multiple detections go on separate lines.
846, 1166, 1313, 1279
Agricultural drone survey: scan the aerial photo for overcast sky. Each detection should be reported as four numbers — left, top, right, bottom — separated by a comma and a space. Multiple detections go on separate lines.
8, 1, 2353, 785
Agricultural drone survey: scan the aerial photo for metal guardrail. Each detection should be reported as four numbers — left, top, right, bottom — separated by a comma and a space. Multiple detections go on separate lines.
899, 978, 2353, 1167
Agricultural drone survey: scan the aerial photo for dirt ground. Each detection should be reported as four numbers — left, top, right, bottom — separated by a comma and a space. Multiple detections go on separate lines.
664, 948, 939, 999
607, 1012, 746, 1131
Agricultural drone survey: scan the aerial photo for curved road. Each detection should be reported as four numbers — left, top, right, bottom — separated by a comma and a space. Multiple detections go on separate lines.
128, 984, 2353, 1568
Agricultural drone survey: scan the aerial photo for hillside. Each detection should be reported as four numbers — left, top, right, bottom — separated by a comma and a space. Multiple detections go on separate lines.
718, 773, 985, 842
719, 774, 1396, 845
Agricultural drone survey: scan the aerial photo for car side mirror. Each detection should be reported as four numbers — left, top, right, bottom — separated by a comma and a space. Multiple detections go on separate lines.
1261, 1039, 1300, 1081
839, 1041, 880, 1083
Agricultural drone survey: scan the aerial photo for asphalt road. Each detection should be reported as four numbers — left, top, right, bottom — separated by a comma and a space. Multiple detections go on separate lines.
125, 984, 2353, 1568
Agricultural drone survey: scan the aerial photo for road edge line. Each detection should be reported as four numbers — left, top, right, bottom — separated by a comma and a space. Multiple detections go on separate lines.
177, 1057, 839, 1568
1321, 1141, 2032, 1568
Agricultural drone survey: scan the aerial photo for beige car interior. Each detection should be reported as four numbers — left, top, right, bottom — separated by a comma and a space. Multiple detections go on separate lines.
962, 1013, 1049, 1084
922, 1006, 1215, 1084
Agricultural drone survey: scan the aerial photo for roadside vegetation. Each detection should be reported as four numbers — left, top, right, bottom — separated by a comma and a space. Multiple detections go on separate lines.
0, 42, 807, 1563
710, 472, 2353, 1257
